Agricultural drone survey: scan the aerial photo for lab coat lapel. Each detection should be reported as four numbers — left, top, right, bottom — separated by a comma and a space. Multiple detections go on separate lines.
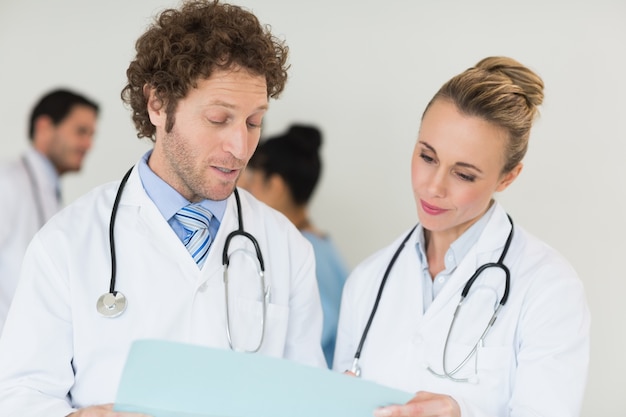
24, 150, 61, 219
114, 173, 264, 291
422, 204, 512, 321
200, 193, 238, 282
200, 190, 270, 302
404, 229, 426, 320
118, 167, 203, 282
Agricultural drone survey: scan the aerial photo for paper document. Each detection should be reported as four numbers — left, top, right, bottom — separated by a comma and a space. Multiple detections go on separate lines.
114, 339, 413, 417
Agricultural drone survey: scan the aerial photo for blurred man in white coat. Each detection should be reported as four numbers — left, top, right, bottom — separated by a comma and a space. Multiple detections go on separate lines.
0, 88, 99, 334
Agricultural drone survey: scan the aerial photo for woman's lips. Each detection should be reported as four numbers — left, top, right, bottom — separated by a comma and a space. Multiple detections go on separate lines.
421, 199, 448, 215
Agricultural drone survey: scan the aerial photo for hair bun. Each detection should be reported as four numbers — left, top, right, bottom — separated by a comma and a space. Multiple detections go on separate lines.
286, 124, 322, 152
475, 56, 544, 108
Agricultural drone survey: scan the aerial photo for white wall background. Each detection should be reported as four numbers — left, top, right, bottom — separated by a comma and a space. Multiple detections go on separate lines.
1, 0, 624, 414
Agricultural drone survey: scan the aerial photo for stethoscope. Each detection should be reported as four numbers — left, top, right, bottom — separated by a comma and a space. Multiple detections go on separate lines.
21, 155, 47, 228
350, 215, 513, 383
96, 167, 269, 352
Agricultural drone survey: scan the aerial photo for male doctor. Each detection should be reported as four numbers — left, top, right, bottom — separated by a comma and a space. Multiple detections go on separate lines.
0, 88, 98, 334
0, 1, 325, 416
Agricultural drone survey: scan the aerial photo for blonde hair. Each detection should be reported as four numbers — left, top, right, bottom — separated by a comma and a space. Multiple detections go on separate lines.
424, 56, 544, 173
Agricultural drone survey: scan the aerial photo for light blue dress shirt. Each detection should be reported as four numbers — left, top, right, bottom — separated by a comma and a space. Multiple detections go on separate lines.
415, 204, 496, 312
137, 150, 226, 245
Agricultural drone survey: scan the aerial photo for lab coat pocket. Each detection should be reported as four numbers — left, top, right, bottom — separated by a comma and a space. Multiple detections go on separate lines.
439, 341, 514, 391
226, 296, 289, 356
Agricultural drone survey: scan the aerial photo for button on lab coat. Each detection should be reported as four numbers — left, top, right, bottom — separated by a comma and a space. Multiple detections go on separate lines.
0, 166, 325, 416
333, 204, 590, 417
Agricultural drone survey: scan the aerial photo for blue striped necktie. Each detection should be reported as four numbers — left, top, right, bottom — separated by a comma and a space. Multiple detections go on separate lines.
175, 204, 213, 268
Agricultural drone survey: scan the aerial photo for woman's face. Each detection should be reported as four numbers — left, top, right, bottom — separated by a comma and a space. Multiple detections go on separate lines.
238, 167, 270, 201
411, 99, 521, 240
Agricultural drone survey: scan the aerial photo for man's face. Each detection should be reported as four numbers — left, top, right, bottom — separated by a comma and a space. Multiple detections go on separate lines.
148, 67, 268, 202
44, 105, 97, 174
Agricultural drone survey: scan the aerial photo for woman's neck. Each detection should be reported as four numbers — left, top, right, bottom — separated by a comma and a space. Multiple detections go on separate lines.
424, 230, 454, 278
283, 205, 312, 232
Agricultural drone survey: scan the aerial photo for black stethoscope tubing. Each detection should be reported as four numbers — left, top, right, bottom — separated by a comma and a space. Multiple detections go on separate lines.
21, 155, 46, 228
222, 186, 265, 271
351, 214, 514, 375
108, 167, 133, 296
101, 166, 265, 319
352, 225, 417, 367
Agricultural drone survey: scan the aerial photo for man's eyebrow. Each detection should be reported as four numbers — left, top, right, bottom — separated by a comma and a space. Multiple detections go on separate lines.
208, 100, 269, 112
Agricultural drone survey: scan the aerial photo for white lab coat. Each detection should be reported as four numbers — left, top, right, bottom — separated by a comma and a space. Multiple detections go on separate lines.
0, 165, 325, 416
333, 204, 590, 417
0, 148, 61, 335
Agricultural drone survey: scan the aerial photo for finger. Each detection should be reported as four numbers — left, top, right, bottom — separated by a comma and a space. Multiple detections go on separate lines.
374, 402, 435, 417
116, 411, 153, 417
373, 392, 460, 417
113, 407, 153, 417
373, 392, 428, 417
407, 391, 460, 417
373, 404, 406, 417
101, 403, 153, 417
406, 391, 437, 404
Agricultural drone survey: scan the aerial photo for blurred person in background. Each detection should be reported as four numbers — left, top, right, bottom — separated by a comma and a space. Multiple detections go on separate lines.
239, 123, 349, 367
0, 88, 99, 334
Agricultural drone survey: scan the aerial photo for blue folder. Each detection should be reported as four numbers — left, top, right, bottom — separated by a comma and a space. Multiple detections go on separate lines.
114, 339, 413, 417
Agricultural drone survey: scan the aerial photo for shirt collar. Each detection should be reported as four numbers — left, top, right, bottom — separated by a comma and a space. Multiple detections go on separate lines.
26, 147, 60, 189
137, 150, 227, 222
414, 203, 497, 272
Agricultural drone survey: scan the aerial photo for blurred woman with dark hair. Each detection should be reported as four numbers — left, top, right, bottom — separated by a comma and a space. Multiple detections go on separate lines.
240, 123, 349, 368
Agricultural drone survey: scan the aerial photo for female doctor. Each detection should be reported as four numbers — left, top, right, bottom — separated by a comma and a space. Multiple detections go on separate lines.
333, 56, 590, 417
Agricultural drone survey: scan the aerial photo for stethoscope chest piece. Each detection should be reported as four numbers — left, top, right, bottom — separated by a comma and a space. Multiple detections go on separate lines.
97, 292, 127, 318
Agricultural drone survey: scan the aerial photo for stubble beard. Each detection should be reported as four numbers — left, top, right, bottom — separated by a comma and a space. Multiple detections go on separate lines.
163, 130, 241, 202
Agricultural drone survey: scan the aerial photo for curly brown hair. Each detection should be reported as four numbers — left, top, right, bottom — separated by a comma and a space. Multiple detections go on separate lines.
121, 0, 289, 140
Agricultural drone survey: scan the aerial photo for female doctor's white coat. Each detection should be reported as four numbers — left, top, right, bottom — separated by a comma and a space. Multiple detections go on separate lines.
333, 204, 590, 417
0, 165, 326, 417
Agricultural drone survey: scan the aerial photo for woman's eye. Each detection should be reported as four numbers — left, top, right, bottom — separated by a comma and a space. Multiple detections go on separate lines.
457, 172, 476, 182
420, 152, 435, 163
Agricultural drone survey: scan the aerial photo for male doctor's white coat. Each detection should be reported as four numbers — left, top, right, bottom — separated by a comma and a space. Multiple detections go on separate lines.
333, 204, 590, 417
0, 165, 326, 417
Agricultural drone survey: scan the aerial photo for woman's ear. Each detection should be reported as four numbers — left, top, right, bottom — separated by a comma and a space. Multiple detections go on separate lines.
265, 173, 294, 208
267, 173, 287, 195
496, 163, 523, 192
